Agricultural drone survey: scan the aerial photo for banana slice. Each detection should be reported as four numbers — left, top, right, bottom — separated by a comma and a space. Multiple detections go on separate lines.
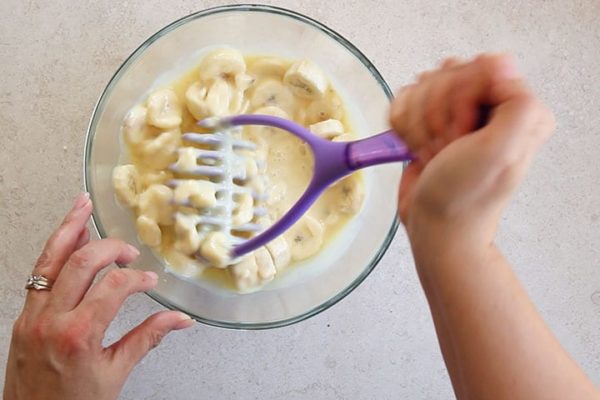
137, 184, 174, 226
146, 88, 182, 129
265, 236, 291, 272
174, 213, 202, 255
204, 79, 234, 116
233, 192, 254, 226
185, 79, 236, 119
230, 90, 250, 115
123, 105, 150, 145
332, 133, 355, 142
198, 48, 246, 80
136, 215, 162, 247
173, 147, 197, 172
254, 247, 276, 281
305, 94, 343, 125
336, 176, 365, 214
229, 254, 259, 291
200, 232, 230, 268
250, 79, 295, 114
112, 164, 140, 207
142, 129, 181, 170
244, 157, 259, 180
284, 215, 325, 261
309, 119, 344, 139
283, 60, 328, 100
248, 57, 289, 78
235, 73, 255, 91
253, 105, 289, 119
245, 105, 289, 146
185, 82, 210, 120
139, 170, 172, 189
173, 180, 217, 208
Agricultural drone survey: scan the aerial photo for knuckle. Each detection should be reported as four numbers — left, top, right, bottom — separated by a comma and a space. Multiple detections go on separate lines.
68, 249, 94, 269
28, 315, 54, 342
105, 269, 130, 289
11, 316, 27, 339
34, 249, 52, 271
55, 319, 93, 356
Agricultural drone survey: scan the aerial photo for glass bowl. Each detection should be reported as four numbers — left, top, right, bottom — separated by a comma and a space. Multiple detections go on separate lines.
84, 4, 400, 329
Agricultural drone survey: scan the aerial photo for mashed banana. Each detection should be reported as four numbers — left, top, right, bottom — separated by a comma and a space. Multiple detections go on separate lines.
112, 48, 364, 292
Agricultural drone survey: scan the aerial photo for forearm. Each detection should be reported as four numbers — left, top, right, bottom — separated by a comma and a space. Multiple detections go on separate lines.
410, 223, 599, 400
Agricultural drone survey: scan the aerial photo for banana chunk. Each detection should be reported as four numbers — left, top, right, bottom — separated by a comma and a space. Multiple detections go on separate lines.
265, 236, 291, 272
284, 60, 328, 100
250, 79, 295, 113
306, 95, 343, 125
309, 119, 344, 139
146, 88, 182, 129
185, 82, 210, 120
233, 192, 254, 226
200, 232, 230, 268
173, 147, 197, 172
198, 48, 246, 80
235, 73, 255, 91
137, 184, 174, 226
173, 180, 217, 208
254, 247, 276, 281
332, 133, 354, 142
229, 254, 259, 291
142, 129, 180, 170
112, 164, 140, 207
284, 215, 325, 261
123, 105, 150, 145
185, 79, 238, 119
248, 57, 289, 78
204, 79, 234, 116
337, 177, 365, 214
174, 213, 202, 255
136, 215, 162, 247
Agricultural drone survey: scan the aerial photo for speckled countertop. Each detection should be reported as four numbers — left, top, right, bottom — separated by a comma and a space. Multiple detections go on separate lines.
1, 1, 599, 398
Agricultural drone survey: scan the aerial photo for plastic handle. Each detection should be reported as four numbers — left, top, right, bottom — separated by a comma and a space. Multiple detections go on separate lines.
347, 130, 414, 170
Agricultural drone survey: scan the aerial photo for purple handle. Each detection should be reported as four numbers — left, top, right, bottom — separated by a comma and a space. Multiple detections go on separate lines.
347, 129, 414, 169
213, 115, 412, 258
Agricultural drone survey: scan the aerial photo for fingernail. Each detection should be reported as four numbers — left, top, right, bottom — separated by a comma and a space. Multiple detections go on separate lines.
127, 244, 140, 257
73, 192, 90, 209
144, 271, 158, 280
174, 313, 194, 330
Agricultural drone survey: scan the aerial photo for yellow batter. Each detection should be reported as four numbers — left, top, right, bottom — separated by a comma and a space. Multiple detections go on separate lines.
112, 48, 364, 292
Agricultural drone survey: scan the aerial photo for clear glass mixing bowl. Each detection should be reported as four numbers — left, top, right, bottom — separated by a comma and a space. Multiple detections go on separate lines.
84, 4, 400, 329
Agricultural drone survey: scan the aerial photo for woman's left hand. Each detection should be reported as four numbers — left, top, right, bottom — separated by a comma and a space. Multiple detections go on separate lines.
3, 193, 194, 400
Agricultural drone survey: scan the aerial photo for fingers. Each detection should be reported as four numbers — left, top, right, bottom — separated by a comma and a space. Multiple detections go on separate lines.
31, 193, 92, 279
390, 53, 523, 159
75, 227, 90, 250
25, 193, 93, 310
480, 90, 553, 167
49, 239, 140, 311
77, 269, 158, 332
107, 311, 194, 373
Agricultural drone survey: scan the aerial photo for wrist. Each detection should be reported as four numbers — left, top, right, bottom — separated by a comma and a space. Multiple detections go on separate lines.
405, 209, 496, 268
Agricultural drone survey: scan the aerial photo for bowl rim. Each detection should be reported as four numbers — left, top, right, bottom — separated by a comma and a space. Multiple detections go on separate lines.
83, 3, 398, 330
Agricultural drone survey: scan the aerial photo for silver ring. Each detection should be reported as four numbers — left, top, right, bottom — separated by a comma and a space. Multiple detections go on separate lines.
25, 274, 54, 291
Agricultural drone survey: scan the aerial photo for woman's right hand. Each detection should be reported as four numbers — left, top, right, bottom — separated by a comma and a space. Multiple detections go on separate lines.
390, 54, 555, 254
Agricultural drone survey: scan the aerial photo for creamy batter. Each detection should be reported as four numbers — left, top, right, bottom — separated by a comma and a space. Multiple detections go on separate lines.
112, 48, 364, 292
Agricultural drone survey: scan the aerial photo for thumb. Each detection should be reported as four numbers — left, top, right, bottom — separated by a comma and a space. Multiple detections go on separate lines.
107, 311, 194, 372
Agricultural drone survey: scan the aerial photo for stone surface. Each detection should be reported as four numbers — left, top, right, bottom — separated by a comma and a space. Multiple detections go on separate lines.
1, 0, 599, 398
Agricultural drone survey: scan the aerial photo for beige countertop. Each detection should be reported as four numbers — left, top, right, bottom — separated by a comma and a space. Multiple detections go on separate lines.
1, 0, 599, 398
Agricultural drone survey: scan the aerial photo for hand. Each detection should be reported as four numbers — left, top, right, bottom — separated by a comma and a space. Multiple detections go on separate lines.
390, 54, 555, 253
3, 193, 194, 400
